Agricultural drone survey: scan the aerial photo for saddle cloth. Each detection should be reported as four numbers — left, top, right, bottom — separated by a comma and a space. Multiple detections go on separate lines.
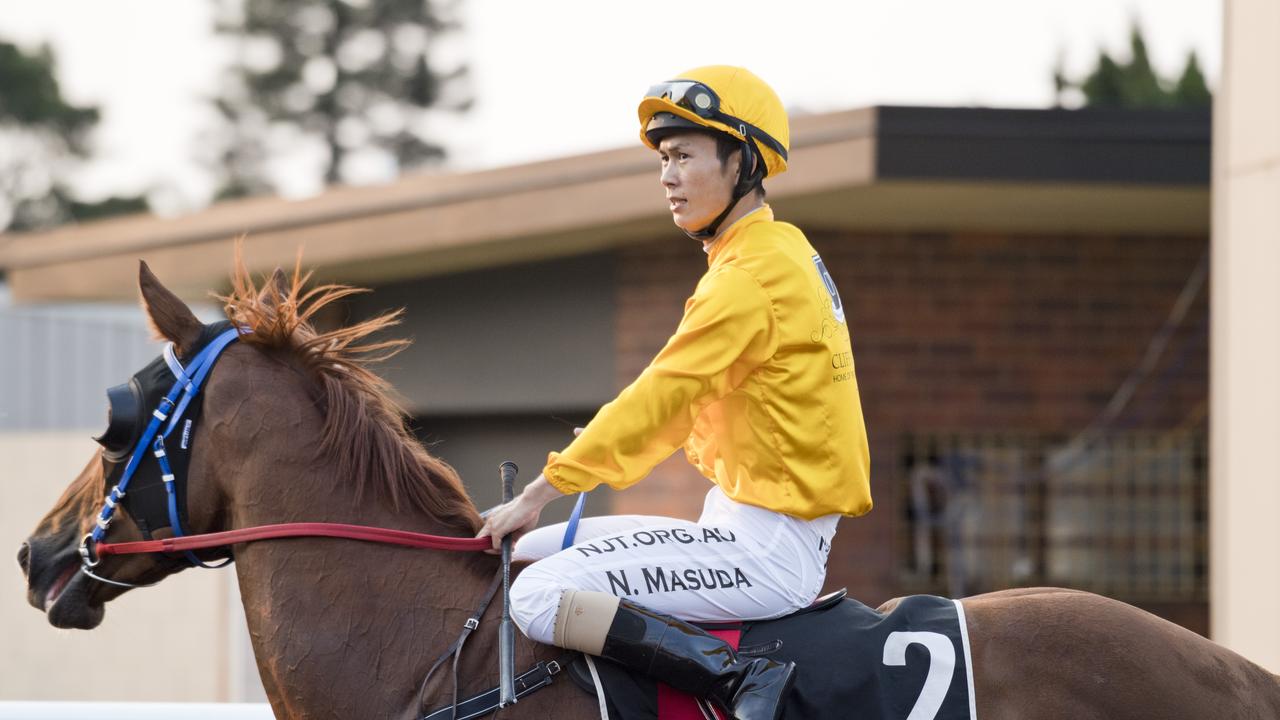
570, 591, 977, 720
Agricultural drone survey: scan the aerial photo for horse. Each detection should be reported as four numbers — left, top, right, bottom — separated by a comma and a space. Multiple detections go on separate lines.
18, 257, 1280, 720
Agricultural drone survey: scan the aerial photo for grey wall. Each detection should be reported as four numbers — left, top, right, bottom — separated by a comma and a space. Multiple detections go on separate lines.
414, 412, 613, 521
344, 252, 622, 517
350, 252, 617, 416
0, 283, 221, 431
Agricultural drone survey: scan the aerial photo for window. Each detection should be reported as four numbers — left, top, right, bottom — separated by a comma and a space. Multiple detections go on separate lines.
900, 432, 1207, 603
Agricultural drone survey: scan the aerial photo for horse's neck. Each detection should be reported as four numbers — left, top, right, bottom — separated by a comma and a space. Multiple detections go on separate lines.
233, 511, 501, 720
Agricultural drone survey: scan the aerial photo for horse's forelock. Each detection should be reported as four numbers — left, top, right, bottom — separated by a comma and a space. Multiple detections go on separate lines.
215, 249, 481, 535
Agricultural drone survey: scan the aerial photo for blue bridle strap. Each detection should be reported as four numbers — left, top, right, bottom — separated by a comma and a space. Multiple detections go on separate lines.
153, 435, 231, 568
89, 328, 242, 565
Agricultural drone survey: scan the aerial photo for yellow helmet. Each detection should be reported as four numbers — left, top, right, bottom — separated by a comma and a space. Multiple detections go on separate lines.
637, 65, 790, 178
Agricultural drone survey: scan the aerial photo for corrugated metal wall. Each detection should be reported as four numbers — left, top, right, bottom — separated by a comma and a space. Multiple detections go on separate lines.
0, 283, 219, 431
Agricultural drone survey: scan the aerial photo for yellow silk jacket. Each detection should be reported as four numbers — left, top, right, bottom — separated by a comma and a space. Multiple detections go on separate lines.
544, 206, 871, 520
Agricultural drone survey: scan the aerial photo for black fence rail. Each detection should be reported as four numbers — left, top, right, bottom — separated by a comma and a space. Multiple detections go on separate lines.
899, 432, 1207, 603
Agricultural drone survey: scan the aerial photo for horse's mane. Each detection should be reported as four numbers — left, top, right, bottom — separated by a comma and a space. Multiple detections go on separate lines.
217, 251, 481, 535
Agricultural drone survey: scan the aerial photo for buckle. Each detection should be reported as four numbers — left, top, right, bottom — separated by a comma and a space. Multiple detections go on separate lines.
464, 618, 479, 631
546, 660, 561, 675
78, 533, 101, 568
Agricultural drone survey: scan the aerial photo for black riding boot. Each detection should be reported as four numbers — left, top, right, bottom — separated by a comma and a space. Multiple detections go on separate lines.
599, 599, 795, 720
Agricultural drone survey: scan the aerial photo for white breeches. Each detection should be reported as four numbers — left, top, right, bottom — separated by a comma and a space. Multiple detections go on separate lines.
510, 486, 838, 645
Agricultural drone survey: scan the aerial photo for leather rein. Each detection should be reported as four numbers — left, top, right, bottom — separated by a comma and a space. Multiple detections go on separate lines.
93, 522, 489, 558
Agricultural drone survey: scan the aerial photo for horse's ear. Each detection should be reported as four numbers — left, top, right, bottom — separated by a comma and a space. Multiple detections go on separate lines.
257, 267, 290, 309
138, 261, 203, 355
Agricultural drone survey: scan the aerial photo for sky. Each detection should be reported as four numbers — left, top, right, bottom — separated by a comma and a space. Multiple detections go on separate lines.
0, 0, 1221, 215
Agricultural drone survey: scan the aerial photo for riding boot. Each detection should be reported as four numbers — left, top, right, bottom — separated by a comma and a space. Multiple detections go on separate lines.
599, 598, 795, 720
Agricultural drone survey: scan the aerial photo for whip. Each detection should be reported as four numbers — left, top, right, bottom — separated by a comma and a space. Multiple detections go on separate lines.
497, 461, 518, 707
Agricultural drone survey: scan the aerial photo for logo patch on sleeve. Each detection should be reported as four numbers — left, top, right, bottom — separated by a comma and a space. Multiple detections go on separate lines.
811, 254, 846, 324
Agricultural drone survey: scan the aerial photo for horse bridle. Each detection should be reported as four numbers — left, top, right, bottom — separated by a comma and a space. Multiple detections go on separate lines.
79, 323, 497, 578
80, 324, 243, 587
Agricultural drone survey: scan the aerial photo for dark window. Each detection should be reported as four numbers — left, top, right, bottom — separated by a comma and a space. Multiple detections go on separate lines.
899, 432, 1207, 603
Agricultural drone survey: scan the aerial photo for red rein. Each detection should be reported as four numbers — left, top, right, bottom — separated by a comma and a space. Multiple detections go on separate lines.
95, 522, 491, 556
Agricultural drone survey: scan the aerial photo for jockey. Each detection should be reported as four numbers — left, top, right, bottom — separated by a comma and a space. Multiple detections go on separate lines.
478, 65, 871, 720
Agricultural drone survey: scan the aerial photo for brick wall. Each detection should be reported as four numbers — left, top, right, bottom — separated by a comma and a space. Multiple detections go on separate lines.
611, 226, 1209, 624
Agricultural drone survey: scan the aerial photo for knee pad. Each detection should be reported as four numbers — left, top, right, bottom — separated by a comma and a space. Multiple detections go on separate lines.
553, 590, 619, 655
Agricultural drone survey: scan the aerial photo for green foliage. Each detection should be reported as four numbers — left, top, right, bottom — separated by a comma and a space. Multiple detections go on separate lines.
0, 40, 149, 232
1172, 52, 1212, 108
211, 0, 471, 197
1055, 23, 1212, 109
0, 42, 98, 151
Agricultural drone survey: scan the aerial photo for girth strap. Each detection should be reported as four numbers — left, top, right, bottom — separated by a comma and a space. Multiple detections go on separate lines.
420, 656, 573, 720
417, 570, 504, 718
414, 567, 573, 720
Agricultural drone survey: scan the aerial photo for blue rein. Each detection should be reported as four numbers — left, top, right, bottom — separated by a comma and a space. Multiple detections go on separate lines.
561, 492, 587, 550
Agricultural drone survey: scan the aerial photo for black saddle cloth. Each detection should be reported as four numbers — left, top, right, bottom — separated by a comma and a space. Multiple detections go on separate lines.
572, 591, 975, 720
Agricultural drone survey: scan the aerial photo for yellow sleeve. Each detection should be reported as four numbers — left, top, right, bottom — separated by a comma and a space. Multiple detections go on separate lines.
544, 265, 777, 494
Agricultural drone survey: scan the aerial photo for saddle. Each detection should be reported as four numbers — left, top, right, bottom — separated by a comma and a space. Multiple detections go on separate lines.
566, 590, 977, 720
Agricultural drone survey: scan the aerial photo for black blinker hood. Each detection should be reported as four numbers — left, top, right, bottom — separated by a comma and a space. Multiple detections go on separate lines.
101, 320, 235, 542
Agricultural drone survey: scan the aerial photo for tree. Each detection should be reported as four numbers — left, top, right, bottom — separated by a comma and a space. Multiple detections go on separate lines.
0, 40, 147, 232
210, 0, 471, 199
1172, 52, 1212, 108
1054, 23, 1212, 110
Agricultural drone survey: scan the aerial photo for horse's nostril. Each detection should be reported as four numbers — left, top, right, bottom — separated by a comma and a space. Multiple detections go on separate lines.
17, 543, 31, 576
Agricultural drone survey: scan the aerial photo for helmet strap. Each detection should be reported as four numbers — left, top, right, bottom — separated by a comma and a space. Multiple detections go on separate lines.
685, 141, 764, 242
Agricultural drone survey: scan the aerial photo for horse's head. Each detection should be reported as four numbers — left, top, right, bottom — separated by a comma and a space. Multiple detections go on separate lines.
18, 257, 480, 630
17, 262, 237, 628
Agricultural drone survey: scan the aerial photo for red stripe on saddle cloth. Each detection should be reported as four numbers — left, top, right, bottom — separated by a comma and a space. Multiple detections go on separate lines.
658, 627, 741, 720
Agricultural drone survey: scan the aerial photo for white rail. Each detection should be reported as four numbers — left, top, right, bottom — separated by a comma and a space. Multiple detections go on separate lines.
0, 702, 274, 719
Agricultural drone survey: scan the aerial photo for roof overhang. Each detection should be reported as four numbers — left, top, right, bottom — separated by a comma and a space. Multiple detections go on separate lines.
0, 105, 1209, 302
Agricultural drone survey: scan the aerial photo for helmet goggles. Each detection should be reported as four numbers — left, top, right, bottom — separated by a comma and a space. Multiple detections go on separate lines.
643, 80, 788, 165
646, 80, 723, 118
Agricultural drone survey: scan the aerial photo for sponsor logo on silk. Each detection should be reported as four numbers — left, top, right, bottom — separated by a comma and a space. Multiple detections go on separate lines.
811, 254, 846, 324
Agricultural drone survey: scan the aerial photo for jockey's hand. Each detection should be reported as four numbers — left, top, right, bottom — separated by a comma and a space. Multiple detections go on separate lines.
476, 473, 565, 554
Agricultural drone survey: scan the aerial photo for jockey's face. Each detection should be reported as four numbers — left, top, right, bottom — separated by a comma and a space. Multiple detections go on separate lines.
658, 132, 740, 235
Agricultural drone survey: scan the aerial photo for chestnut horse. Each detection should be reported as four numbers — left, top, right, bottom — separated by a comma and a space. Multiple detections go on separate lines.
18, 260, 1280, 720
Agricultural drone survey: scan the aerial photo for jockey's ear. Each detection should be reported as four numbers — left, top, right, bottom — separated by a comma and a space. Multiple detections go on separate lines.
138, 260, 203, 356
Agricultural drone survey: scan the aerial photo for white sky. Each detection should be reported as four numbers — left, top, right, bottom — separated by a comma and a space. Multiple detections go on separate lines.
0, 0, 1221, 214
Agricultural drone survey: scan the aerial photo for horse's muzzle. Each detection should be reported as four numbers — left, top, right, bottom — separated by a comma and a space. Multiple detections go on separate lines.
20, 533, 106, 629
